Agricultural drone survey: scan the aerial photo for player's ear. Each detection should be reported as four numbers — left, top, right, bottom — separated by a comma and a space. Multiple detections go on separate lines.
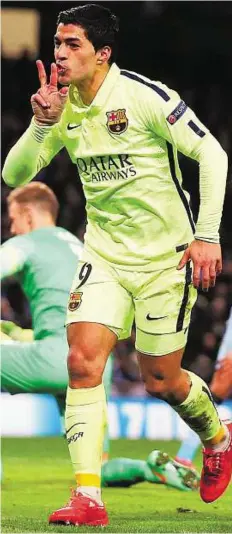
96, 46, 111, 65
25, 205, 33, 229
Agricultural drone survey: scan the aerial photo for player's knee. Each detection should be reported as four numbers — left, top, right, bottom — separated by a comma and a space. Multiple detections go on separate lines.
67, 345, 103, 385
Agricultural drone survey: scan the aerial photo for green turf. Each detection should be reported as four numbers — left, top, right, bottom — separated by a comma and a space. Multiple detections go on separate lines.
1, 437, 232, 533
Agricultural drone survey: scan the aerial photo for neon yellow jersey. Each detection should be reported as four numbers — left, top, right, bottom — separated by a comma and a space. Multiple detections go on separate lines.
3, 64, 228, 271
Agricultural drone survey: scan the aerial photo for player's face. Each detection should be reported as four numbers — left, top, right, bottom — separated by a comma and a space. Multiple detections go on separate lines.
54, 23, 102, 85
8, 202, 31, 235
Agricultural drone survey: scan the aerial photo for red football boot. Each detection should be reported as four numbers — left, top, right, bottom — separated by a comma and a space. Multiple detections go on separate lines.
48, 490, 109, 526
200, 422, 232, 503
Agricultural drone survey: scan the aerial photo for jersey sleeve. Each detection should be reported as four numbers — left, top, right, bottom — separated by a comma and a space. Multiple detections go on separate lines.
142, 83, 207, 157
0, 236, 33, 279
2, 118, 64, 188
141, 83, 228, 243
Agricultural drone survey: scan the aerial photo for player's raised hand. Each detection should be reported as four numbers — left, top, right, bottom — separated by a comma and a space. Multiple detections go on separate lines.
31, 60, 69, 126
177, 240, 222, 291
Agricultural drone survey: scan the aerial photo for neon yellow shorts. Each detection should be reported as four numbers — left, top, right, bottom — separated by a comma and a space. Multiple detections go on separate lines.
66, 249, 197, 356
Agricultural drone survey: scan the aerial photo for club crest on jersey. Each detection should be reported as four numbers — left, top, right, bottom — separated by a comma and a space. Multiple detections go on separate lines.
106, 109, 128, 135
68, 291, 83, 311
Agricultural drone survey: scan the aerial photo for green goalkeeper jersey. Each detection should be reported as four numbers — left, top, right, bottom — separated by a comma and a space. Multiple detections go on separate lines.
2, 64, 228, 271
1, 227, 83, 339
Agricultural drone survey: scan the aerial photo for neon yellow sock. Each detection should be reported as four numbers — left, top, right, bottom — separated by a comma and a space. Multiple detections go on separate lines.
173, 371, 223, 442
65, 383, 107, 499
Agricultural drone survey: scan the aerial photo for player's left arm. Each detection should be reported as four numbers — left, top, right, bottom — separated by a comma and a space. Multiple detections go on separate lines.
143, 85, 228, 289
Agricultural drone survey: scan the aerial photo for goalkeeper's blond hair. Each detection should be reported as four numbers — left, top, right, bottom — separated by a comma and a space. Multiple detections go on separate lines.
7, 182, 59, 222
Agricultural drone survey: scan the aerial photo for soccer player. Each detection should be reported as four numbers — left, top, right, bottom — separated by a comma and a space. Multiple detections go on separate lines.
175, 307, 232, 467
102, 450, 199, 491
0, 180, 112, 409
0, 181, 114, 477
2, 196, 190, 494
2, 3, 230, 526
1, 182, 83, 395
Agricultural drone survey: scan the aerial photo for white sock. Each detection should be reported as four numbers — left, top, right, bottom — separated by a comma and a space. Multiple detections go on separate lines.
77, 485, 102, 505
210, 425, 230, 453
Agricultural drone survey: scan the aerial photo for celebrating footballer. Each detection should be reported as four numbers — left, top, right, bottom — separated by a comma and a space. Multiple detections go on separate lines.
2, 3, 230, 527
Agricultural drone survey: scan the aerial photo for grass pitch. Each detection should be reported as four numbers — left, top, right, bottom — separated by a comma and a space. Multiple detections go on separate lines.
1, 437, 232, 533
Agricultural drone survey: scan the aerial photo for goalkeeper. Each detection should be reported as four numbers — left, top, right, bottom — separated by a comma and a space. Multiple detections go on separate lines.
1, 182, 113, 429
102, 450, 199, 492
1, 182, 84, 395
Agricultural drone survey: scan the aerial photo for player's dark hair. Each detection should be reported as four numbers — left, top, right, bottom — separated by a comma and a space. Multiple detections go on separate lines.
7, 182, 59, 222
57, 3, 119, 64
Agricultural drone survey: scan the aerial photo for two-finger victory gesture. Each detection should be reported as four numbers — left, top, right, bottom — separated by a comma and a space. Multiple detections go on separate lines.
31, 60, 68, 126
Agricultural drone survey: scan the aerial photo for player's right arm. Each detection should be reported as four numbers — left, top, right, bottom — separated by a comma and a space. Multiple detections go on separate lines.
1, 238, 34, 341
1, 236, 32, 279
2, 61, 68, 188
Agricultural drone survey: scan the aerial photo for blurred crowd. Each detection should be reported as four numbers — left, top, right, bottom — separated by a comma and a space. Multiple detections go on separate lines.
1, 1, 232, 395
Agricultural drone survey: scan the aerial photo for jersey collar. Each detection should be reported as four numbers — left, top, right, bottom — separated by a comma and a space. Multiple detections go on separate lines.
69, 63, 120, 115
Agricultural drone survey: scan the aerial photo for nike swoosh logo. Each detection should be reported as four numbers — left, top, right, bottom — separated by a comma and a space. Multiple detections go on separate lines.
146, 314, 168, 321
67, 123, 81, 130
66, 422, 86, 435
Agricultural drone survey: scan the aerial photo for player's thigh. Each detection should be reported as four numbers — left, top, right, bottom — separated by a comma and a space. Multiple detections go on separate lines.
1, 338, 68, 394
134, 262, 197, 356
66, 251, 134, 341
